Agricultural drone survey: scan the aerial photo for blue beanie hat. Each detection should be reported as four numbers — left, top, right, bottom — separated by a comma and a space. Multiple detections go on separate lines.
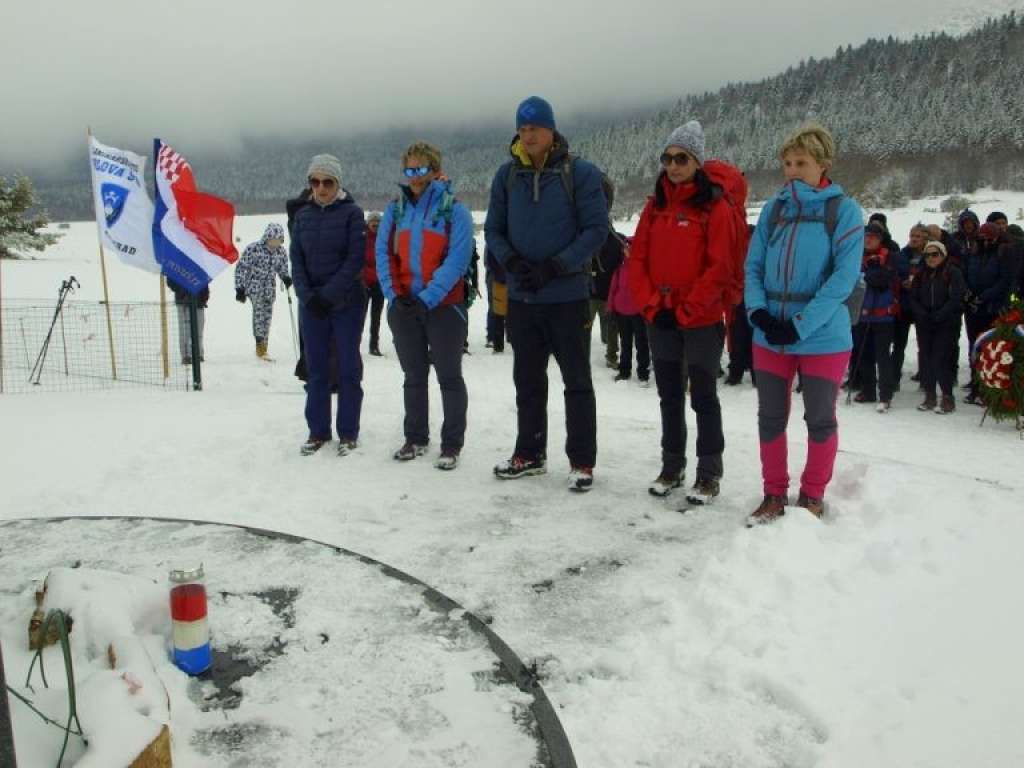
516, 96, 556, 131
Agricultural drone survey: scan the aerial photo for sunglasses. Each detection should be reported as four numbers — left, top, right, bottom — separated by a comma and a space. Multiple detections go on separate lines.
308, 177, 337, 189
403, 166, 433, 178
660, 152, 691, 167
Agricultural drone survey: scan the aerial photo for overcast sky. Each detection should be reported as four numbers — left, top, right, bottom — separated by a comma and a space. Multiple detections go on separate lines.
0, 0, 1003, 168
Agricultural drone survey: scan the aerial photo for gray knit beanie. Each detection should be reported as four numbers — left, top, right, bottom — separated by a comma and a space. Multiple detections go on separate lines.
306, 153, 343, 184
665, 121, 706, 166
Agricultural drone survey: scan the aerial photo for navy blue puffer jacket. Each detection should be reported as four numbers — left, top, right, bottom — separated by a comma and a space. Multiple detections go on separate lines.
290, 192, 366, 310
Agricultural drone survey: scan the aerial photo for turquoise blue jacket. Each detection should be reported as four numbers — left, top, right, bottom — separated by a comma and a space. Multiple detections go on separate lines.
745, 179, 864, 355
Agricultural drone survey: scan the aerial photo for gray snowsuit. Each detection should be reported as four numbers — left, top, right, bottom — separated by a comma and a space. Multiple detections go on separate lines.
236, 223, 291, 342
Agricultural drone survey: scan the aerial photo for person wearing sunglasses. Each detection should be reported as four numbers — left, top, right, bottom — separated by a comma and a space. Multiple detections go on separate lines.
908, 240, 965, 414
484, 96, 609, 492
289, 153, 367, 457
625, 120, 737, 505
375, 142, 473, 470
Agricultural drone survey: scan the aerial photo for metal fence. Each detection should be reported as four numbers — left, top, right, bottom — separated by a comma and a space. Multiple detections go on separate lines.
0, 297, 192, 394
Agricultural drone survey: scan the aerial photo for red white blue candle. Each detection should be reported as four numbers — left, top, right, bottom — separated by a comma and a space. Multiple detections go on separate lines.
169, 564, 211, 675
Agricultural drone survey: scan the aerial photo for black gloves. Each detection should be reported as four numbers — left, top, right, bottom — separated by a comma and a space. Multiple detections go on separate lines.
750, 309, 773, 332
235, 288, 246, 303
281, 275, 293, 289
764, 319, 800, 346
752, 309, 800, 346
653, 309, 677, 330
307, 294, 332, 319
518, 259, 562, 293
396, 295, 428, 322
504, 252, 532, 277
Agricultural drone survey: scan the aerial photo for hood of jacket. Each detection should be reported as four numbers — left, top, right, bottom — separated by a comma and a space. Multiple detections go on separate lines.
508, 131, 571, 169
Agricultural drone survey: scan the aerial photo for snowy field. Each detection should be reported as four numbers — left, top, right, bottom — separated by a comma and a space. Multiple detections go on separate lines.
2, 191, 1024, 767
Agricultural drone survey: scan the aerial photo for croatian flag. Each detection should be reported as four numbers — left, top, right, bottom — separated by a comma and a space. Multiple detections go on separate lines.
152, 139, 237, 294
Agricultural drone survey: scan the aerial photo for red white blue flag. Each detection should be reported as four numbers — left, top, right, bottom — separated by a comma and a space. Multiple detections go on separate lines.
152, 139, 237, 294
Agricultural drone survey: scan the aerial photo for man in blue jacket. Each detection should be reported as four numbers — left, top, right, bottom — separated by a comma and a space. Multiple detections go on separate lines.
290, 153, 367, 456
485, 96, 609, 492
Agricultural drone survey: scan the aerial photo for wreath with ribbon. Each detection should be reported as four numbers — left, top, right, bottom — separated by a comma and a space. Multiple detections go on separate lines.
971, 297, 1024, 427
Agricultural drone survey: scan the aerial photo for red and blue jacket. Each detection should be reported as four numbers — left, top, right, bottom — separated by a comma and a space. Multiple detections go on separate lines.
375, 180, 473, 310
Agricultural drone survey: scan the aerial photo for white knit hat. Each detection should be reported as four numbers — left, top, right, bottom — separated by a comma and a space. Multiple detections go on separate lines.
665, 121, 706, 165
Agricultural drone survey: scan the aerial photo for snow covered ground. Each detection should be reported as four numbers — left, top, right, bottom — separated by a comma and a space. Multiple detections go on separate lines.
2, 191, 1024, 767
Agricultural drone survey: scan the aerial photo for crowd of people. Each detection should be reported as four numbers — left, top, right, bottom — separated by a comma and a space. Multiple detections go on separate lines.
247, 95, 1022, 525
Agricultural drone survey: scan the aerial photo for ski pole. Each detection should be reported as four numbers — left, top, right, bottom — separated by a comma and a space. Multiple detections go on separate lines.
286, 288, 298, 360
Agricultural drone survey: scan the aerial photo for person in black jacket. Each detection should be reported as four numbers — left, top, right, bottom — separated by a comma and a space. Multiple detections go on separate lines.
587, 175, 621, 369
290, 154, 367, 456
910, 241, 965, 414
963, 223, 1014, 405
166, 276, 209, 364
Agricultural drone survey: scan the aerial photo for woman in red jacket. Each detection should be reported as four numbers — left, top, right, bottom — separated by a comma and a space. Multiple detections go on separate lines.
627, 121, 737, 505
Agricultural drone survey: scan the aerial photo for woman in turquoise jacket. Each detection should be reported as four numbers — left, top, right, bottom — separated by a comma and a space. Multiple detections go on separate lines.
744, 124, 864, 525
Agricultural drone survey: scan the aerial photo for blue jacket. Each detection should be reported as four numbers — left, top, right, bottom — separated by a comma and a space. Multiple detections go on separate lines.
745, 179, 864, 355
375, 180, 473, 311
860, 248, 899, 324
484, 135, 608, 304
290, 193, 366, 310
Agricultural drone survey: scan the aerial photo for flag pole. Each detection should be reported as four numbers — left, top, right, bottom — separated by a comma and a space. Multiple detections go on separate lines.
159, 275, 169, 380
0, 251, 5, 394
87, 126, 118, 380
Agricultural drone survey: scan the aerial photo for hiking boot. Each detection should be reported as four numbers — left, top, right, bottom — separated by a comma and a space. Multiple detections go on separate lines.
492, 345, 504, 354
435, 448, 460, 471
614, 372, 631, 382
494, 455, 546, 479
568, 466, 594, 493
910, 372, 921, 382
336, 439, 358, 456
876, 401, 891, 414
369, 344, 383, 357
605, 357, 618, 370
638, 376, 650, 389
917, 396, 937, 412
648, 473, 683, 497
745, 495, 789, 527
853, 392, 876, 404
685, 477, 720, 506
724, 371, 743, 386
937, 395, 956, 414
300, 437, 329, 456
963, 393, 983, 406
796, 492, 825, 519
393, 442, 429, 461
256, 341, 268, 358
182, 356, 192, 365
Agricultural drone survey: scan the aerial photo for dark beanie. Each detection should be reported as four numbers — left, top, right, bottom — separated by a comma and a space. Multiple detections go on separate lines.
986, 211, 1008, 223
516, 96, 556, 131
865, 221, 887, 238
868, 212, 888, 227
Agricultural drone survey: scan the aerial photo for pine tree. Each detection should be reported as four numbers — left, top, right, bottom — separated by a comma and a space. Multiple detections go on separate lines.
0, 175, 59, 259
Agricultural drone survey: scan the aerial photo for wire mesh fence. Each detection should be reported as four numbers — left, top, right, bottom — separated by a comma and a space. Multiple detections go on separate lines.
0, 296, 194, 394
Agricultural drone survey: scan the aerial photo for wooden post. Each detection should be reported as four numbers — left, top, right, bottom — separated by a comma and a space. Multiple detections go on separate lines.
159, 275, 169, 380
88, 127, 118, 381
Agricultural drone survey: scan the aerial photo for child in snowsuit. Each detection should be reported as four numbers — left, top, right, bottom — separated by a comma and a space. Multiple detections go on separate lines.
236, 223, 292, 359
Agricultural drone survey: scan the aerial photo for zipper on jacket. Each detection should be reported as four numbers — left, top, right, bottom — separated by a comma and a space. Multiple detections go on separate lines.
779, 185, 803, 351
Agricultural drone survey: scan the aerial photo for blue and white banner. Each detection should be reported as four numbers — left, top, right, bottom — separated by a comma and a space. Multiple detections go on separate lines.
89, 136, 160, 274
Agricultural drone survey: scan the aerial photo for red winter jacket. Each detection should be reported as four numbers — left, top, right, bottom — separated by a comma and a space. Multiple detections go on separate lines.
627, 176, 736, 328
363, 229, 379, 286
